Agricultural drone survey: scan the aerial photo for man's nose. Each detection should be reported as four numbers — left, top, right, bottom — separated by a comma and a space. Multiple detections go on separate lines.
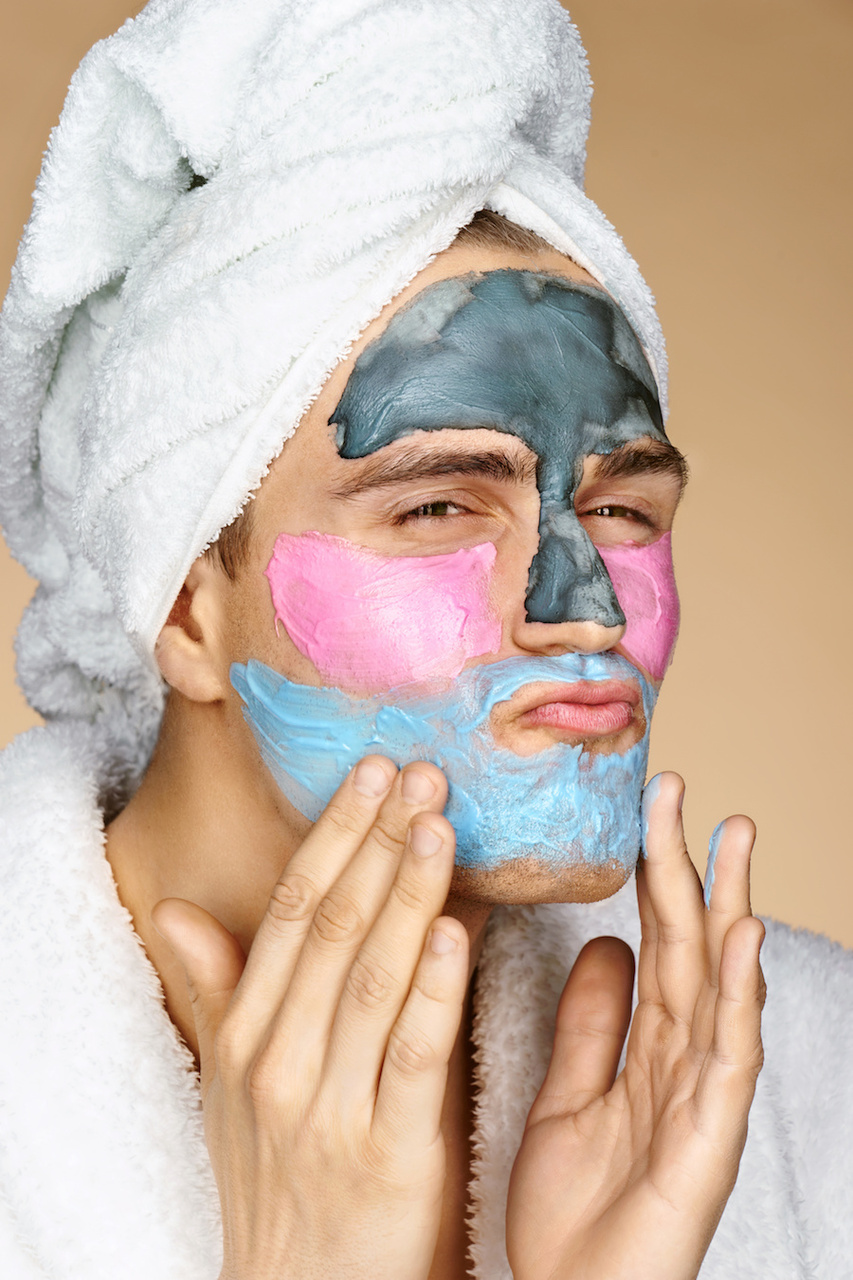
513, 504, 626, 654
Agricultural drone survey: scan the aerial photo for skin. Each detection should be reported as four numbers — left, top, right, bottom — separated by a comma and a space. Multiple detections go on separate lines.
105, 241, 765, 1280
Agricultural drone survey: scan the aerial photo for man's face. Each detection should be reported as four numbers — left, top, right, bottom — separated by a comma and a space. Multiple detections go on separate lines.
224, 244, 685, 904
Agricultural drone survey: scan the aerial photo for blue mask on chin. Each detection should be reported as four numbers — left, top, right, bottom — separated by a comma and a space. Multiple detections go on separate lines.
231, 651, 655, 877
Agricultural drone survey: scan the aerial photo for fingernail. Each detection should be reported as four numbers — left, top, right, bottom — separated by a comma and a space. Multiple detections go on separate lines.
704, 820, 725, 910
402, 768, 436, 804
430, 926, 457, 955
353, 759, 395, 797
410, 822, 442, 857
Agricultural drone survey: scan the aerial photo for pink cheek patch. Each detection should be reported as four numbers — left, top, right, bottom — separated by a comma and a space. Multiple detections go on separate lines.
265, 531, 502, 692
596, 532, 680, 680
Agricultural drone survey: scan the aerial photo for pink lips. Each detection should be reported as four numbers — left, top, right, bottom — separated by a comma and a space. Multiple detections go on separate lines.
517, 680, 639, 738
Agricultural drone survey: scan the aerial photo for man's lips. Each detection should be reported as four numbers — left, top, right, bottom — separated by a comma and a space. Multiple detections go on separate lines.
514, 679, 640, 738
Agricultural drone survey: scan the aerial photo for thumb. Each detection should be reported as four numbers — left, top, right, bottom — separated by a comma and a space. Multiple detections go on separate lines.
151, 898, 246, 1079
528, 936, 634, 1125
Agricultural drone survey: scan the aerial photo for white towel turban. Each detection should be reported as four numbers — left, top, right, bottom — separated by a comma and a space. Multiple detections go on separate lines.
0, 0, 667, 791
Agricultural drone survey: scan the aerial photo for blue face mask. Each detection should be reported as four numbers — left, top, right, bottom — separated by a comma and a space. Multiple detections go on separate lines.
232, 651, 656, 876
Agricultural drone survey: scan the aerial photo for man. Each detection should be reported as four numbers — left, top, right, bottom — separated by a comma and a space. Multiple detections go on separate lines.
103, 221, 763, 1278
1, 1, 851, 1277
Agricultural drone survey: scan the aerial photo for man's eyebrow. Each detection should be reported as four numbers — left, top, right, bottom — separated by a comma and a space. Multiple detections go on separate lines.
591, 439, 689, 489
329, 443, 538, 498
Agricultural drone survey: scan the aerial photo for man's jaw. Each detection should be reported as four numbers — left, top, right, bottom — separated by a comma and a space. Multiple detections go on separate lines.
231, 648, 658, 885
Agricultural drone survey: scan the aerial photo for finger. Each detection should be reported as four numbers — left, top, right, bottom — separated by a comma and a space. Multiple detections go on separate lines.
688, 816, 756, 1058
372, 917, 469, 1153
225, 755, 401, 1030
638, 772, 707, 1023
323, 811, 458, 1105
527, 937, 635, 1123
695, 915, 765, 1147
151, 897, 246, 1089
703, 815, 756, 987
635, 860, 663, 1007
260, 762, 449, 1074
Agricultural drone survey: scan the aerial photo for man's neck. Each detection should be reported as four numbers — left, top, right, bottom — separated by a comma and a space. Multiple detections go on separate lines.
105, 691, 308, 1047
106, 689, 492, 1053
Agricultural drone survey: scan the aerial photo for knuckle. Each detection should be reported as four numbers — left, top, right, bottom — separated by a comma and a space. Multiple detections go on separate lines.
411, 966, 450, 1007
211, 1017, 250, 1080
656, 921, 693, 948
723, 1040, 764, 1080
368, 813, 407, 859
266, 872, 317, 928
345, 955, 395, 1012
246, 1047, 283, 1109
313, 892, 364, 945
322, 799, 372, 842
389, 872, 429, 914
385, 1027, 436, 1076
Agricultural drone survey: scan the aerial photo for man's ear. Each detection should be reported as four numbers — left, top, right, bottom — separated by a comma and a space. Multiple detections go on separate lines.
154, 556, 231, 702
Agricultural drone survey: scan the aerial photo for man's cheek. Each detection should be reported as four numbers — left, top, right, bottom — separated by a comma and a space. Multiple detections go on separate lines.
264, 531, 502, 692
596, 533, 680, 680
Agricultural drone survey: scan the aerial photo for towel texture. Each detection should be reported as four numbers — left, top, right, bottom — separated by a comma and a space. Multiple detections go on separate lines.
2, 721, 853, 1278
0, 0, 666, 796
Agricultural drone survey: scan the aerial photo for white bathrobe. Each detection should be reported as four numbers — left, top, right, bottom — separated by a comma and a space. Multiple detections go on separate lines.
2, 720, 851, 1279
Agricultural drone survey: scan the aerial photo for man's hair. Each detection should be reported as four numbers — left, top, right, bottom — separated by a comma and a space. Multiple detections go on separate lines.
452, 208, 555, 256
207, 211, 553, 580
207, 501, 255, 581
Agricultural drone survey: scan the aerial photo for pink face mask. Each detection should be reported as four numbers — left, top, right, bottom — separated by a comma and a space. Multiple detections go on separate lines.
265, 528, 679, 692
265, 531, 502, 692
596, 532, 679, 680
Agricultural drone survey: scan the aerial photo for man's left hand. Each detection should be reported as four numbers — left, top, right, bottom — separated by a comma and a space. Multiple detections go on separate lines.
506, 771, 765, 1280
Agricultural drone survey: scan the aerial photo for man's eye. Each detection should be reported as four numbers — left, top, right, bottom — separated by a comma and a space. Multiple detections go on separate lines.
591, 505, 639, 519
404, 501, 462, 520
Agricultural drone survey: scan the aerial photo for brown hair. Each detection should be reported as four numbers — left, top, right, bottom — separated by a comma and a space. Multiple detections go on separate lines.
206, 501, 255, 581
451, 207, 555, 256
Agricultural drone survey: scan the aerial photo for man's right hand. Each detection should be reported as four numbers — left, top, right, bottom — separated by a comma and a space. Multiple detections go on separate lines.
152, 756, 468, 1280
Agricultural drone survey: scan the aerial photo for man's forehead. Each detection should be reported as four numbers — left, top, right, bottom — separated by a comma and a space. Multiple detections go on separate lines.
330, 268, 667, 489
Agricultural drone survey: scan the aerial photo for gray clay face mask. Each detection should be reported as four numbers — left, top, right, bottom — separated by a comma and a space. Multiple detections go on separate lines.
331, 269, 668, 626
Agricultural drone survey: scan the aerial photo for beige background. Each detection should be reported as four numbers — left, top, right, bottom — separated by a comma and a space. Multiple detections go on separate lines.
2, 1, 851, 945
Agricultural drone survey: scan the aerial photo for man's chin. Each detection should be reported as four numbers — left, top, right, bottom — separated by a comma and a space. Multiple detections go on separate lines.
449, 855, 635, 906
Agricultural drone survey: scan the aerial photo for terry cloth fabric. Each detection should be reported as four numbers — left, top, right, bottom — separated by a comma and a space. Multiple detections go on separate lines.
2, 721, 853, 1279
0, 0, 667, 804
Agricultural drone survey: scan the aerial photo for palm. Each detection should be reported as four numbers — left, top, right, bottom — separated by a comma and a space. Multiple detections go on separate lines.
506, 774, 765, 1280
